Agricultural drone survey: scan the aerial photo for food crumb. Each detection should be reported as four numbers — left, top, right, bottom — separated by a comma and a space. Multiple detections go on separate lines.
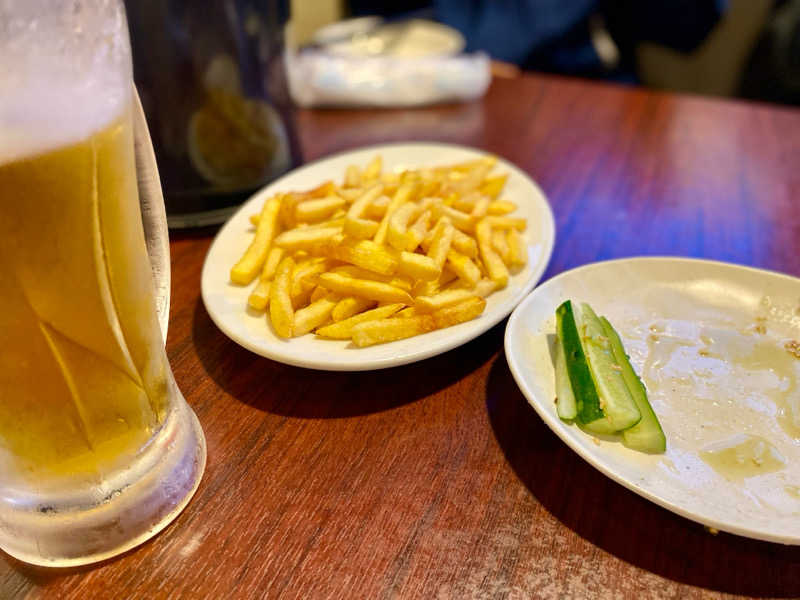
554, 397, 559, 405
705, 526, 719, 535
592, 437, 600, 446
698, 348, 710, 357
786, 340, 800, 359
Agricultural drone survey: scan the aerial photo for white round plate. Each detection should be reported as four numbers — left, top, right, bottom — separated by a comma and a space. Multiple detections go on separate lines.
505, 257, 800, 544
202, 142, 555, 371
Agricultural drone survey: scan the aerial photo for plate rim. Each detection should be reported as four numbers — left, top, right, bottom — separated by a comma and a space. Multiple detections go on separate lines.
201, 141, 556, 371
504, 255, 800, 544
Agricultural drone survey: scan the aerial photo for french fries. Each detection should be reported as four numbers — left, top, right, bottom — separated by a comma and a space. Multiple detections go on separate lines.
247, 247, 283, 310
295, 195, 346, 223
230, 153, 529, 344
415, 289, 477, 314
316, 303, 404, 339
317, 272, 412, 305
476, 218, 509, 289
274, 226, 340, 251
231, 194, 282, 284
344, 184, 384, 239
351, 298, 486, 347
293, 295, 338, 336
269, 256, 295, 338
332, 296, 376, 321
446, 250, 481, 288
351, 315, 436, 347
325, 237, 398, 276
397, 252, 439, 282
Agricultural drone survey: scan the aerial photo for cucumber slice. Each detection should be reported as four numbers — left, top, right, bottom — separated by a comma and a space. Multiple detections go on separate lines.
556, 300, 603, 424
577, 303, 641, 433
579, 412, 620, 436
553, 335, 577, 421
600, 316, 666, 453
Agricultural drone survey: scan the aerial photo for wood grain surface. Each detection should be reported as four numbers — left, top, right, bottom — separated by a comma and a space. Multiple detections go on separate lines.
3, 72, 800, 599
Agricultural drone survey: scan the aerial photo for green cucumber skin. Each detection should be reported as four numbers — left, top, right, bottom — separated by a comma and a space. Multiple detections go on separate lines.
556, 300, 604, 424
578, 303, 641, 432
553, 335, 577, 421
600, 316, 667, 453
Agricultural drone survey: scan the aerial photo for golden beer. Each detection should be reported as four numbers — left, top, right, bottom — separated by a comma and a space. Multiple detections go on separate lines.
0, 110, 169, 479
0, 0, 205, 566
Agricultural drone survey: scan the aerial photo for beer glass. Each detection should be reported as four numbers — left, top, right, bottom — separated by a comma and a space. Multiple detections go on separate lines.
0, 0, 206, 566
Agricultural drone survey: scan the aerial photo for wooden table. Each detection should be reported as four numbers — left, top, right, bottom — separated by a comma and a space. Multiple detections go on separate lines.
4, 72, 800, 599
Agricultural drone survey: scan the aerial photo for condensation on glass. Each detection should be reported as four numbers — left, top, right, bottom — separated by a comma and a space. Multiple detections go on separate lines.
0, 0, 206, 566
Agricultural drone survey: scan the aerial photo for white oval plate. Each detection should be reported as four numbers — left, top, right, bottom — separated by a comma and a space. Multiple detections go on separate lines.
202, 142, 555, 371
505, 257, 800, 544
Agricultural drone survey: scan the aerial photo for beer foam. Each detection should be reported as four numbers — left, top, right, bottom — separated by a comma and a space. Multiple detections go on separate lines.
0, 0, 131, 164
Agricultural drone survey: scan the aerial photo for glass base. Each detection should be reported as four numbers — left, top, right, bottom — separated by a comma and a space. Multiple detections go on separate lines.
0, 393, 206, 567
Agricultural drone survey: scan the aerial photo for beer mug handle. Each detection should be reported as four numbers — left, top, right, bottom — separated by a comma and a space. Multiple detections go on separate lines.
132, 86, 171, 344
